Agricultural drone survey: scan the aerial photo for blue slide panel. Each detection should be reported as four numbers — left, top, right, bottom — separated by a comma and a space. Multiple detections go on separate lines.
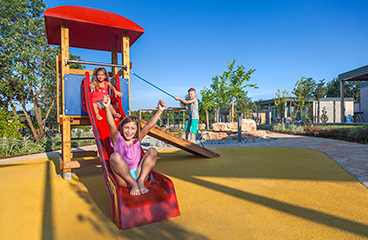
65, 74, 86, 115
120, 78, 129, 116
64, 74, 129, 116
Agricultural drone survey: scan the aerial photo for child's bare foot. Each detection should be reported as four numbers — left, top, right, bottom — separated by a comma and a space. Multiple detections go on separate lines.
114, 112, 122, 121
96, 114, 103, 121
130, 183, 141, 196
138, 181, 149, 194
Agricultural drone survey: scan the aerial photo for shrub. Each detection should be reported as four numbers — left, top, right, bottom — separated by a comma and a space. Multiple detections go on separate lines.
0, 131, 96, 157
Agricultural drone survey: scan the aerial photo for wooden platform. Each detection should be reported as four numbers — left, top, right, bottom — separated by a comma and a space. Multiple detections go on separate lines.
141, 119, 220, 158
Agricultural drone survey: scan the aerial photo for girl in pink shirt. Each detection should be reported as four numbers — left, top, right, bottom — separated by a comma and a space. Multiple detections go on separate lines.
102, 95, 166, 195
91, 67, 122, 120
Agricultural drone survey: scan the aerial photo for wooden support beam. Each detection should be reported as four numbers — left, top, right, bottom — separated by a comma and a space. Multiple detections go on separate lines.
59, 152, 100, 169
122, 31, 130, 114
56, 54, 60, 124
69, 68, 94, 76
71, 137, 96, 141
58, 115, 92, 126
64, 159, 101, 169
60, 20, 72, 180
71, 151, 98, 158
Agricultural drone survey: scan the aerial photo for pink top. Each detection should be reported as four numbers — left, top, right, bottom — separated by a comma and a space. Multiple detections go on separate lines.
91, 81, 108, 102
110, 134, 142, 170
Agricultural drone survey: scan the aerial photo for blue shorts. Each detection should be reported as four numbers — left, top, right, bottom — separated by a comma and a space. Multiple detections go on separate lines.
94, 101, 104, 109
185, 119, 199, 134
130, 168, 138, 180
129, 167, 148, 180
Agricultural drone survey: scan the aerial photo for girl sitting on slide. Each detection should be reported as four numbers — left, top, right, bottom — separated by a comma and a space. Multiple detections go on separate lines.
102, 94, 167, 195
90, 67, 122, 121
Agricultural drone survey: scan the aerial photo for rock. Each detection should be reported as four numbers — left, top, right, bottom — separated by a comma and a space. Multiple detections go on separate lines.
201, 131, 228, 140
212, 122, 229, 132
198, 123, 206, 130
241, 119, 257, 132
212, 119, 257, 132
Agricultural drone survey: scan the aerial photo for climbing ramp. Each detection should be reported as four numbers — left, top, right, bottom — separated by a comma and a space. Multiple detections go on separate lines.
141, 119, 220, 158
81, 72, 180, 229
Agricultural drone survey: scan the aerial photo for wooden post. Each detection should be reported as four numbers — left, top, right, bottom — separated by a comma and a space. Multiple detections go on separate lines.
111, 35, 118, 86
60, 20, 72, 180
122, 31, 130, 114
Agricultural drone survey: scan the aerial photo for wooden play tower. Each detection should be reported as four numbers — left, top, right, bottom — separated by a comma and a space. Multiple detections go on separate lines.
44, 5, 219, 230
44, 5, 143, 179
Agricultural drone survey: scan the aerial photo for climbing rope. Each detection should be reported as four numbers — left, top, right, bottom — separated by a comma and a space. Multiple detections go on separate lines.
130, 71, 205, 147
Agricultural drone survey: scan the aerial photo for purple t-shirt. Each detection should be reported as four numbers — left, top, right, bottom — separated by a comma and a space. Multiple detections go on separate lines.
110, 134, 142, 170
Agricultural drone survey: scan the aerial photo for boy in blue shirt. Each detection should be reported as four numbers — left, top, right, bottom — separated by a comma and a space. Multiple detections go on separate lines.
175, 88, 199, 142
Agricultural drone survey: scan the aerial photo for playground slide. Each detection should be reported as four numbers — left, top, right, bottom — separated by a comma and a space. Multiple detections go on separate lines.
81, 72, 180, 230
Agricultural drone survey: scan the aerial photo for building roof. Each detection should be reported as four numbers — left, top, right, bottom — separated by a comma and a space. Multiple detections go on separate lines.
44, 5, 144, 52
338, 64, 368, 82
255, 97, 354, 106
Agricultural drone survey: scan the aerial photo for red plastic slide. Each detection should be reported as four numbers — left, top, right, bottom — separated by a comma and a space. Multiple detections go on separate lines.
81, 72, 180, 230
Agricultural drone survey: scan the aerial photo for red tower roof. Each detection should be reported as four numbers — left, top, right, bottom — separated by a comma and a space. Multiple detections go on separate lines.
44, 5, 144, 52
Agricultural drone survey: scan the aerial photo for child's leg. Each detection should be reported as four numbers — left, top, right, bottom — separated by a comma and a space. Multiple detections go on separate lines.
93, 102, 103, 120
109, 105, 121, 120
190, 119, 199, 142
190, 133, 196, 142
136, 148, 157, 194
185, 131, 189, 140
110, 152, 140, 195
184, 119, 191, 141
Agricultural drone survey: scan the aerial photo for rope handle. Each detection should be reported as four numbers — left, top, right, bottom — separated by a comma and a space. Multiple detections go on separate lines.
131, 71, 204, 147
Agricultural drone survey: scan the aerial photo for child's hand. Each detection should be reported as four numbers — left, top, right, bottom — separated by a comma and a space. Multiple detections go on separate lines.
175, 96, 180, 101
115, 91, 123, 97
102, 95, 110, 109
158, 99, 166, 111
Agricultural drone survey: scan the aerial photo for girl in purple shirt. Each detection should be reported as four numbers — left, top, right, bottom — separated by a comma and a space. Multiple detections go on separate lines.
102, 95, 166, 195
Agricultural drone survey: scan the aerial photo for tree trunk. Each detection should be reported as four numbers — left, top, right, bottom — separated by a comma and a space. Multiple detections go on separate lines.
22, 105, 41, 141
217, 106, 220, 122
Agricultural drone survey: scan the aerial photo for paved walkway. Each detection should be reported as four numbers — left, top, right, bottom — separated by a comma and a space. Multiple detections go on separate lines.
1, 131, 367, 188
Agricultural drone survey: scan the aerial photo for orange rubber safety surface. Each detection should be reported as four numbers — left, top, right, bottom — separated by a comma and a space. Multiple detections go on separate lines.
1, 147, 368, 240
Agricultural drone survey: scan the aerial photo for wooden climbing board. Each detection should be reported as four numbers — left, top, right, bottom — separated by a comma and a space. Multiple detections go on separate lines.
140, 119, 220, 158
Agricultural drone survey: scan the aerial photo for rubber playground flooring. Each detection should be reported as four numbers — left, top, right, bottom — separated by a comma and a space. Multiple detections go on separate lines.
1, 147, 368, 240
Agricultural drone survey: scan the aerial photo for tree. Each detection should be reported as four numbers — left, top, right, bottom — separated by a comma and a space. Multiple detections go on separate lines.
292, 77, 316, 123
235, 93, 254, 117
326, 78, 361, 101
210, 74, 229, 122
0, 107, 23, 139
223, 60, 256, 121
199, 87, 214, 129
273, 89, 289, 122
210, 60, 256, 122
0, 0, 82, 141
313, 79, 327, 123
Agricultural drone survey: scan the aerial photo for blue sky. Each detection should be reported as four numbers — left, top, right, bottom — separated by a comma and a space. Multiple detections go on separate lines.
44, 0, 368, 111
